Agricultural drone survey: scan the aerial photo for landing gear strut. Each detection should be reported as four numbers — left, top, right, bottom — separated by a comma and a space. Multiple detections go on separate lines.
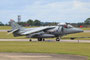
38, 38, 42, 41
56, 37, 60, 41
43, 39, 45, 41
38, 38, 45, 41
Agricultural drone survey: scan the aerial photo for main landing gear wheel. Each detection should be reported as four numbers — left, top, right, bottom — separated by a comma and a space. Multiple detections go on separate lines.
56, 37, 60, 41
29, 39, 32, 41
38, 38, 45, 41
38, 38, 42, 41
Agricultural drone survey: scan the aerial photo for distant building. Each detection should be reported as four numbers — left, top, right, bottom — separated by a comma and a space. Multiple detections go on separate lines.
18, 15, 21, 23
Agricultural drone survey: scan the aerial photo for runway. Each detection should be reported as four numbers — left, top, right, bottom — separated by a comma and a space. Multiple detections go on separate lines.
0, 53, 87, 60
0, 39, 90, 43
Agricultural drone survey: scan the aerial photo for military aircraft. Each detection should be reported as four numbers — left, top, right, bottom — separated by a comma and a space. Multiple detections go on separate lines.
8, 20, 83, 41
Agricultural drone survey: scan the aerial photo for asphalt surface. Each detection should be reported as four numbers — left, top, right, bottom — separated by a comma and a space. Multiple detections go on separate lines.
0, 53, 87, 60
0, 39, 90, 43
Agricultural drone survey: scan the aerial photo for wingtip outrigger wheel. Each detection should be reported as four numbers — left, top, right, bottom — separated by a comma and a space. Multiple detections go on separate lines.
70, 38, 75, 40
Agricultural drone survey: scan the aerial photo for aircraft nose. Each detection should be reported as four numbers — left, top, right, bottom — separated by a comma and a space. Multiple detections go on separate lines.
75, 28, 84, 33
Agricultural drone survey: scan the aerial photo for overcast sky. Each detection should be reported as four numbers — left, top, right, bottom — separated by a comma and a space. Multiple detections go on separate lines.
0, 0, 90, 23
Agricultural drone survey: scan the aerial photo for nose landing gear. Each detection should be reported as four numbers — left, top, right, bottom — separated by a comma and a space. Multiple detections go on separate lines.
56, 37, 60, 41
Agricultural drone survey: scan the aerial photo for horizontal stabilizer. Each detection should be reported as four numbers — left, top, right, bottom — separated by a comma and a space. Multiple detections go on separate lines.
7, 29, 19, 35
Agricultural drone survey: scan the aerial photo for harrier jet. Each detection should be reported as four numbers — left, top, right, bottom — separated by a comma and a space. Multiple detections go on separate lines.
8, 20, 83, 41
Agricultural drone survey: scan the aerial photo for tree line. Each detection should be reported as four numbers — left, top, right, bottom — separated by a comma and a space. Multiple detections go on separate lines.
18, 19, 57, 26
0, 19, 57, 26
0, 18, 90, 26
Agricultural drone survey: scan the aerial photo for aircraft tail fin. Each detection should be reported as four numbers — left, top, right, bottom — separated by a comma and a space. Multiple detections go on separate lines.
8, 19, 25, 37
9, 19, 24, 30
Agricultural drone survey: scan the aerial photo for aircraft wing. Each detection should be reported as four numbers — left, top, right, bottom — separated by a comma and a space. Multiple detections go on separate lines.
22, 26, 55, 35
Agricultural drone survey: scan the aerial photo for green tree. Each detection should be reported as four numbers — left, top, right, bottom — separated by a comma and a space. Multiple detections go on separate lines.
27, 19, 33, 26
0, 22, 4, 26
34, 20, 41, 26
84, 18, 90, 25
18, 22, 27, 26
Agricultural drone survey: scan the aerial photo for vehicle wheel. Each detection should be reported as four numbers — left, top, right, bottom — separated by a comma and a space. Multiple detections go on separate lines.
56, 38, 60, 41
38, 38, 43, 41
29, 39, 32, 41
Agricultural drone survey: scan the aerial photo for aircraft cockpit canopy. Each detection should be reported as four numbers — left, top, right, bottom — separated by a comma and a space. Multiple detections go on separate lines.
64, 24, 73, 28
57, 23, 74, 28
